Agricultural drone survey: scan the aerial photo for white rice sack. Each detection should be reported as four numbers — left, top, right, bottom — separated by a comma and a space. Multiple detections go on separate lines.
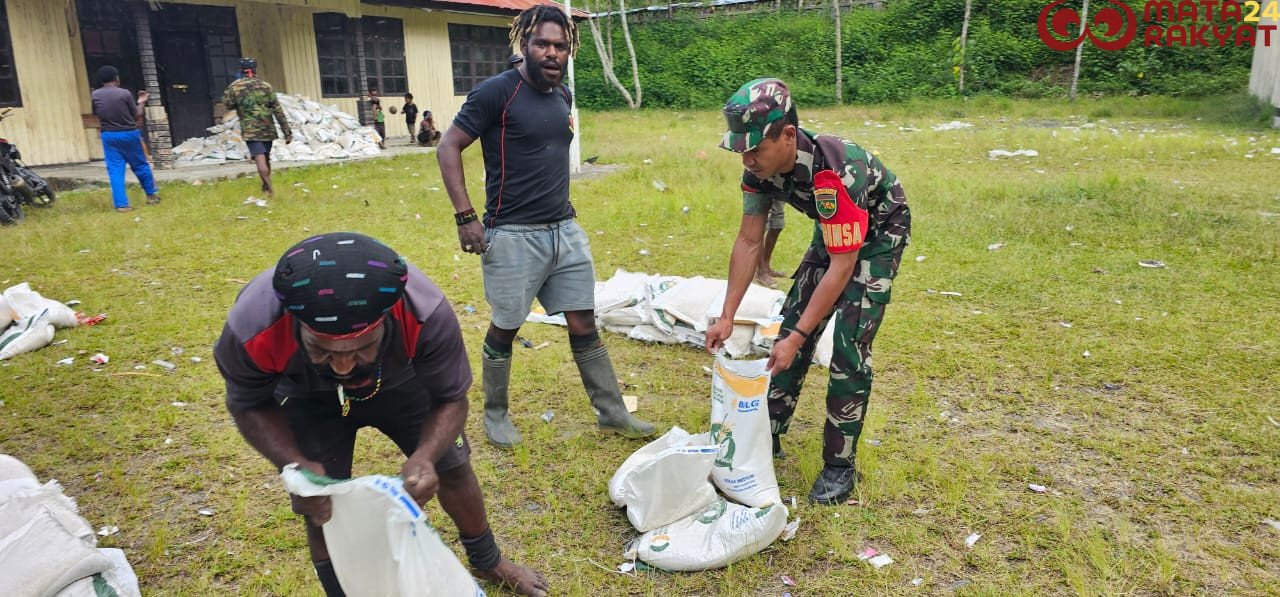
281, 466, 483, 597
3, 283, 78, 328
650, 277, 726, 332
709, 354, 781, 507
0, 311, 55, 360
0, 295, 13, 329
609, 427, 692, 506
706, 283, 786, 327
625, 497, 788, 571
627, 324, 679, 345
596, 269, 649, 314
644, 276, 684, 334
812, 318, 837, 367
600, 304, 646, 327
723, 323, 759, 358
620, 445, 720, 532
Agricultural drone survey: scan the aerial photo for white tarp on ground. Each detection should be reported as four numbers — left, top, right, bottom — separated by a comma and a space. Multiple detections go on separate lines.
527, 269, 841, 366
0, 455, 141, 597
171, 94, 382, 165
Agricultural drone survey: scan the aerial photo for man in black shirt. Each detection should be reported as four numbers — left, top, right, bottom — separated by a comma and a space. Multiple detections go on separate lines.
437, 5, 655, 449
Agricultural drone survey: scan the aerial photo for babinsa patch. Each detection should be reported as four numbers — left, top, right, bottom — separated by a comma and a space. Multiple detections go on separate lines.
815, 186, 838, 219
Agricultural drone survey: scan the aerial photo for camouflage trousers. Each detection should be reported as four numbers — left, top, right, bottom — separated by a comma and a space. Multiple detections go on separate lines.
768, 255, 887, 468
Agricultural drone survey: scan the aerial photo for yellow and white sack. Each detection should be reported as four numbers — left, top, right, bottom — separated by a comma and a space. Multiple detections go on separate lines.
709, 354, 781, 507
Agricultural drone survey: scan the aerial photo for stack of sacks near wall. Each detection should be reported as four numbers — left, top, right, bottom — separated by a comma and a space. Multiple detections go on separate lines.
171, 94, 382, 164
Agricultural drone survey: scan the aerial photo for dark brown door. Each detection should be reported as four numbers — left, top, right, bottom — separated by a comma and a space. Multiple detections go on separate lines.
155, 32, 212, 145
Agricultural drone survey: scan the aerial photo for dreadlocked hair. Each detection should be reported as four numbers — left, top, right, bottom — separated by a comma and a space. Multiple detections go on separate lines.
509, 4, 578, 58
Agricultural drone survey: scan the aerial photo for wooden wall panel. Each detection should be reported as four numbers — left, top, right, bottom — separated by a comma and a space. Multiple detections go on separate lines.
6, 0, 90, 165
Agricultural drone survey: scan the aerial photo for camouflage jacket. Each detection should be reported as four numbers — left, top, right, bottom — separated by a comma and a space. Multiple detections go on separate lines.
741, 129, 911, 303
222, 77, 290, 142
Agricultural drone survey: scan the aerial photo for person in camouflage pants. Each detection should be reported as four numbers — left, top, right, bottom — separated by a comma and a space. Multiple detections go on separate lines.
706, 78, 910, 505
222, 57, 292, 197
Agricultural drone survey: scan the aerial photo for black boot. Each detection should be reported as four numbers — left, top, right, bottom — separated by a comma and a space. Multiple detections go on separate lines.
807, 464, 859, 505
482, 353, 521, 448
772, 434, 785, 459
574, 343, 655, 438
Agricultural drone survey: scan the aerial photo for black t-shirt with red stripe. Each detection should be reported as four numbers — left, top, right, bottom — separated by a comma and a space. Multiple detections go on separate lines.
452, 68, 576, 228
214, 263, 471, 414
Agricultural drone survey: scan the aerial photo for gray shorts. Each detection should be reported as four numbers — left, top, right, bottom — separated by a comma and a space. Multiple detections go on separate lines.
768, 199, 786, 231
482, 218, 596, 330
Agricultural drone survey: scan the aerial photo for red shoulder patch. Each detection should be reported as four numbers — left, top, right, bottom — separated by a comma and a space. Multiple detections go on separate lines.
812, 169, 868, 254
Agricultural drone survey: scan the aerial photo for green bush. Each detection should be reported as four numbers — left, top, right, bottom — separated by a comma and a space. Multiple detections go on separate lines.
574, 0, 1255, 108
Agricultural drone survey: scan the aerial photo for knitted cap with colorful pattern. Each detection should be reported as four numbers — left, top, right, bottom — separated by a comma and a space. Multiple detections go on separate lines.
720, 78, 796, 153
272, 232, 409, 336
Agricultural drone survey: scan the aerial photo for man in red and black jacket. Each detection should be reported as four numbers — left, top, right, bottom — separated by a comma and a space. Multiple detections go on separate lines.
214, 232, 547, 596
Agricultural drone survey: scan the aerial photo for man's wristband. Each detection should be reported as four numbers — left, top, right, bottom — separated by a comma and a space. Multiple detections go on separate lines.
788, 326, 812, 342
454, 208, 478, 226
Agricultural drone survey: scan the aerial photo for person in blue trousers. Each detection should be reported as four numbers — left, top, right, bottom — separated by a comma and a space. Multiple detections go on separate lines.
90, 66, 160, 213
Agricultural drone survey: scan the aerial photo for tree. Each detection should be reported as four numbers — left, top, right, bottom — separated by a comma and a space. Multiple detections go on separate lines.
834, 0, 843, 103
586, 0, 643, 109
957, 0, 972, 95
1070, 0, 1089, 101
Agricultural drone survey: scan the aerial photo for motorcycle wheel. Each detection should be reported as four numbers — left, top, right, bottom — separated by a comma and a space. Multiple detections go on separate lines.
30, 186, 54, 208
0, 195, 22, 225
17, 168, 53, 207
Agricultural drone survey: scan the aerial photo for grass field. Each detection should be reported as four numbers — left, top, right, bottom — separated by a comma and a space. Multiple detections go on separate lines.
2, 94, 1278, 595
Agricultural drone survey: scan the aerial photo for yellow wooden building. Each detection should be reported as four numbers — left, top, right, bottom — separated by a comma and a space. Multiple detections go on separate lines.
0, 0, 558, 166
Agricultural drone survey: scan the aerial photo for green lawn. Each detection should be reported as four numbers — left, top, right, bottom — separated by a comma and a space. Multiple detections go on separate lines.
2, 94, 1278, 595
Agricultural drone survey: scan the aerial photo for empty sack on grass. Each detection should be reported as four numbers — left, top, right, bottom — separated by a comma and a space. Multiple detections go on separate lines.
625, 497, 788, 571
617, 445, 720, 532
710, 354, 781, 507
280, 465, 484, 597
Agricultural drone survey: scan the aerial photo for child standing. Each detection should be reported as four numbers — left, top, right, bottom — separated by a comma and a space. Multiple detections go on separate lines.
402, 93, 419, 143
371, 98, 386, 149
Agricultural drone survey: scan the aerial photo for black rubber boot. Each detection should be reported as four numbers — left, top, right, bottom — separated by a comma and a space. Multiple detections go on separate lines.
772, 434, 785, 459
574, 344, 655, 438
482, 353, 521, 448
807, 464, 858, 505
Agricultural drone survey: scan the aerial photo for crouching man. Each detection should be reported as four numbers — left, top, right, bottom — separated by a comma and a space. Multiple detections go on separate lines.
214, 232, 548, 596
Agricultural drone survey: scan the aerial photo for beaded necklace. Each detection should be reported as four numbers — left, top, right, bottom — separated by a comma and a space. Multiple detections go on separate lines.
337, 363, 384, 417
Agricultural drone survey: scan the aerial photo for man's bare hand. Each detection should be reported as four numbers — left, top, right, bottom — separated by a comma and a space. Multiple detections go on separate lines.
401, 456, 439, 507
457, 220, 486, 255
705, 318, 734, 353
290, 460, 332, 526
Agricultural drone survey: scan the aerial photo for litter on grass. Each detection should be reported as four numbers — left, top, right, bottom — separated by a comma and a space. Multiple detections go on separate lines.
1138, 259, 1167, 268
988, 149, 1039, 159
197, 508, 214, 516
932, 121, 974, 131
965, 533, 982, 548
912, 578, 924, 586
540, 410, 554, 423
56, 357, 74, 366
781, 575, 797, 586
1262, 519, 1280, 532
858, 547, 893, 569
781, 518, 801, 541
987, 242, 1005, 251
152, 360, 177, 371
1029, 484, 1048, 493
97, 525, 119, 537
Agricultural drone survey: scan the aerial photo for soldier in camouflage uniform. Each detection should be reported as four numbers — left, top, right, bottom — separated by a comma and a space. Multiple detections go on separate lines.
222, 58, 292, 197
706, 78, 911, 505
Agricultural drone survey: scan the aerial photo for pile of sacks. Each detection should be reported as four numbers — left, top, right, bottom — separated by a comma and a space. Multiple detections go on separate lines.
0, 455, 140, 596
528, 269, 841, 366
610, 354, 791, 571
172, 94, 382, 164
0, 283, 82, 360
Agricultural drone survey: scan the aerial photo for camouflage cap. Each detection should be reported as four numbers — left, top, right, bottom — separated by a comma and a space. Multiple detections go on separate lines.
720, 78, 796, 153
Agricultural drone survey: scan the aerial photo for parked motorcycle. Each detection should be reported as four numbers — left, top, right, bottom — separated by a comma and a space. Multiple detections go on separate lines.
0, 108, 55, 226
